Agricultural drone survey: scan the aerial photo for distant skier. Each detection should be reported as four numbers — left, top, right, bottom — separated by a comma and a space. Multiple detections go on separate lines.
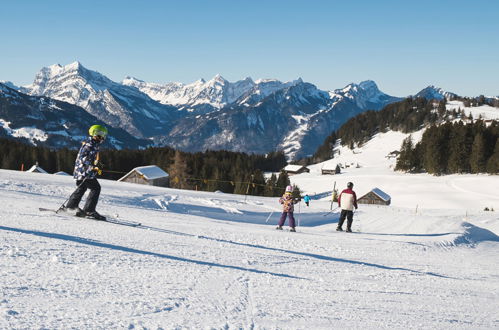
63, 124, 108, 220
336, 182, 358, 232
276, 185, 300, 232
303, 194, 311, 207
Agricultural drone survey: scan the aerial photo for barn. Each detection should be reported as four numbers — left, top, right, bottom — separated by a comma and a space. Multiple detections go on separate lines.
358, 187, 391, 205
321, 164, 341, 175
118, 165, 169, 187
282, 164, 310, 175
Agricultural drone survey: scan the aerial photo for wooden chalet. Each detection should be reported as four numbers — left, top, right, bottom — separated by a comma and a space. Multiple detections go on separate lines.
321, 164, 341, 175
26, 163, 48, 174
282, 164, 310, 176
358, 187, 391, 206
118, 165, 169, 187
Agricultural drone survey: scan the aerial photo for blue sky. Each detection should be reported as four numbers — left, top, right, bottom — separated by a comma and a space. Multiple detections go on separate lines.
1, 0, 498, 96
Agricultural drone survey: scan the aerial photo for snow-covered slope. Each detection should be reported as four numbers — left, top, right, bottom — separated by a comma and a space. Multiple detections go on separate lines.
1, 163, 498, 328
446, 100, 499, 120
291, 129, 499, 211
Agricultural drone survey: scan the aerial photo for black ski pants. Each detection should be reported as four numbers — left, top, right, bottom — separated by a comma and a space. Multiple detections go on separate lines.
66, 178, 101, 212
338, 209, 354, 230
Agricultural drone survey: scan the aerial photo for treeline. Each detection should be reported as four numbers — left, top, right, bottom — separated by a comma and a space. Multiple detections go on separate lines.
396, 121, 499, 175
309, 96, 496, 165
308, 97, 445, 163
0, 138, 292, 196
336, 97, 452, 148
453, 95, 499, 108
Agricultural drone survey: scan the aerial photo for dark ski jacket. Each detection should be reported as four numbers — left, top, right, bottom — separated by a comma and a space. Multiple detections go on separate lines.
73, 137, 101, 180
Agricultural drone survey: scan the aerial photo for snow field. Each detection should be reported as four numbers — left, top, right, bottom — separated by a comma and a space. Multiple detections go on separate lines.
1, 168, 498, 328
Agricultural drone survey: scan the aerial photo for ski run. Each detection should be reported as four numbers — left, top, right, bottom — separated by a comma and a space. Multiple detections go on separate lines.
1, 130, 499, 328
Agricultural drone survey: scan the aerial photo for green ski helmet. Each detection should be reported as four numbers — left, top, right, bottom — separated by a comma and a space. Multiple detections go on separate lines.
88, 124, 108, 138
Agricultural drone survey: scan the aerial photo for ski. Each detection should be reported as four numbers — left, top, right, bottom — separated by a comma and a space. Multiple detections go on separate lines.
38, 208, 141, 227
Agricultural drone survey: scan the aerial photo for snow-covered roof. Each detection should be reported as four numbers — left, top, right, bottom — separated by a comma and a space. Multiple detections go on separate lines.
321, 164, 339, 170
53, 171, 71, 176
119, 165, 169, 181
27, 165, 48, 173
284, 164, 307, 172
371, 187, 391, 201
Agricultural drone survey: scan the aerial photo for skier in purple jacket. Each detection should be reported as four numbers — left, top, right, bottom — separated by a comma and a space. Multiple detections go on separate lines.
276, 185, 300, 232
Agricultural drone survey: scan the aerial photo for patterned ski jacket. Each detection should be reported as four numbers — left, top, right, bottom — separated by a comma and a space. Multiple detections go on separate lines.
338, 188, 358, 211
73, 137, 101, 180
279, 192, 298, 212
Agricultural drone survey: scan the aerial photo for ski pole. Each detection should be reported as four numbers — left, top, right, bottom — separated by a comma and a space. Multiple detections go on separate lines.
56, 177, 88, 213
298, 200, 301, 227
265, 211, 274, 223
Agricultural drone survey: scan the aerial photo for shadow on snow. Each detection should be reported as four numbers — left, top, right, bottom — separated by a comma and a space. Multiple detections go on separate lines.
0, 225, 305, 280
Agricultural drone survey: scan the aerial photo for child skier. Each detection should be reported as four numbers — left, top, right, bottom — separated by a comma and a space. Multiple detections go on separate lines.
337, 182, 358, 232
63, 124, 108, 220
276, 185, 300, 232
303, 194, 311, 207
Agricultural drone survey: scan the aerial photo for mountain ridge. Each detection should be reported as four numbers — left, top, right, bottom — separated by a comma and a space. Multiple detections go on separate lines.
1, 61, 475, 158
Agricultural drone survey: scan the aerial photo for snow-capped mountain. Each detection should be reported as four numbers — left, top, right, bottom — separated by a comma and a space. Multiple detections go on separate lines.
2, 62, 425, 157
122, 75, 301, 113
162, 80, 401, 159
0, 82, 147, 149
24, 62, 179, 138
415, 85, 458, 101
0, 80, 20, 91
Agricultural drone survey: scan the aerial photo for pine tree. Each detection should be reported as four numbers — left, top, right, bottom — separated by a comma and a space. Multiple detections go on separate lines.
447, 122, 471, 173
264, 173, 277, 197
470, 132, 486, 173
168, 150, 189, 189
275, 170, 290, 196
486, 138, 499, 174
395, 135, 414, 172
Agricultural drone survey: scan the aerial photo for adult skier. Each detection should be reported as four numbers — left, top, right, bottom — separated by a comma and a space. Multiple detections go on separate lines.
336, 182, 358, 232
303, 194, 311, 207
63, 124, 108, 220
276, 185, 300, 232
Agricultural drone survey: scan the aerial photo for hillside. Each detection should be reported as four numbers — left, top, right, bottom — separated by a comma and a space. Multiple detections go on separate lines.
1, 140, 498, 328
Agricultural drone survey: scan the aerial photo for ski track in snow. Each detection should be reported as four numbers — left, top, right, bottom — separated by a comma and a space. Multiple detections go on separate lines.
1, 168, 499, 328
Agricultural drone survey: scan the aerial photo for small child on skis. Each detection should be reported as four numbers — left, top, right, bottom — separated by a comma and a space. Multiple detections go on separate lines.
63, 124, 108, 220
276, 185, 300, 232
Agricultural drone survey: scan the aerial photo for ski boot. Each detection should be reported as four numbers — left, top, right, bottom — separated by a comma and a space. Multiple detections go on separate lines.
290, 227, 296, 232
84, 211, 106, 221
346, 228, 353, 233
336, 227, 343, 231
276, 226, 283, 230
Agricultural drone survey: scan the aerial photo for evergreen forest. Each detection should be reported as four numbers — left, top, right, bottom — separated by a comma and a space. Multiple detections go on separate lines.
309, 96, 499, 175
0, 138, 293, 196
